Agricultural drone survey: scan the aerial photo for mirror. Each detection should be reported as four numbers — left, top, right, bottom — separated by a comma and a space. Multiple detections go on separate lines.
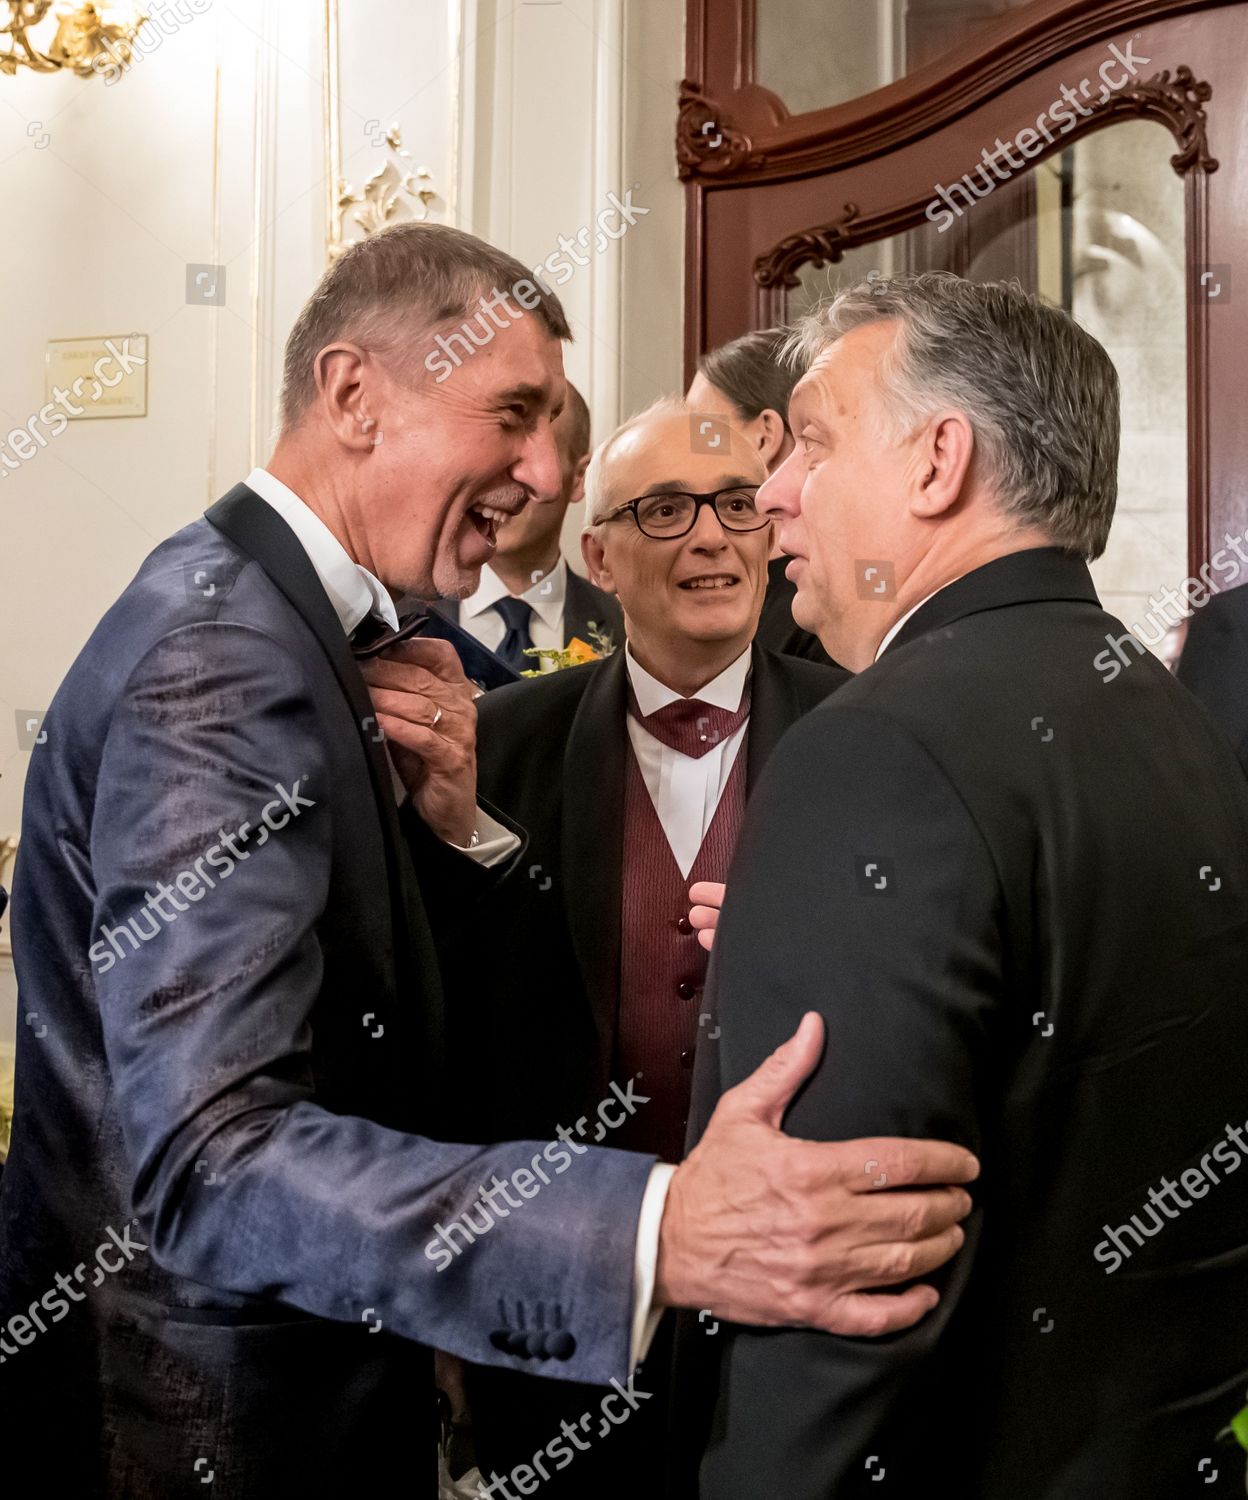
782, 120, 1188, 661
755, 0, 1037, 117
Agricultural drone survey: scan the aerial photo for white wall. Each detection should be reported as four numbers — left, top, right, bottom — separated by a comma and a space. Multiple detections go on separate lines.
0, 0, 442, 1037
0, 0, 685, 836
456, 0, 685, 553
0, 2, 327, 1040
0, 0, 686, 1041
0, 1, 330, 844
618, 0, 686, 416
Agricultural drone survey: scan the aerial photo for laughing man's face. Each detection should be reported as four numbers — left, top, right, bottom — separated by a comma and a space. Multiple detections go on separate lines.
354, 309, 568, 599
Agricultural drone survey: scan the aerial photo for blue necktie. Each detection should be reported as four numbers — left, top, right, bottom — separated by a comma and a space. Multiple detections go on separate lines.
493, 596, 536, 671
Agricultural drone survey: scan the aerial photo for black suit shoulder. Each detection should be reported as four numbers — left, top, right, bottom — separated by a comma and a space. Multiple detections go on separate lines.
818, 594, 1104, 733
475, 657, 604, 789
1189, 578, 1248, 635
1177, 582, 1248, 765
563, 568, 623, 649
476, 648, 846, 792
756, 645, 849, 708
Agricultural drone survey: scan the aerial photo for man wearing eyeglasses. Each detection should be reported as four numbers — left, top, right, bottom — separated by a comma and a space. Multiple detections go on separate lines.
446, 396, 848, 1496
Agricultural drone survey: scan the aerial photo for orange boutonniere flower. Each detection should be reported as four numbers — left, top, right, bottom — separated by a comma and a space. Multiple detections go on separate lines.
520, 622, 617, 676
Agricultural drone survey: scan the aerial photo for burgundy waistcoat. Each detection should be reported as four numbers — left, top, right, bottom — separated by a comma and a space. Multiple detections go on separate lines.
614, 738, 748, 1162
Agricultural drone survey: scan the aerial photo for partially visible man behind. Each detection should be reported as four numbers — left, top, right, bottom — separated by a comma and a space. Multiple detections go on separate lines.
1178, 579, 1248, 772
435, 381, 622, 671
687, 273, 1248, 1498
451, 399, 846, 1494
688, 327, 833, 665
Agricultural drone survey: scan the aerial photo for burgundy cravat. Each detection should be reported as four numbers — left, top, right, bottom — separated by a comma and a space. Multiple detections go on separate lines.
628, 686, 751, 758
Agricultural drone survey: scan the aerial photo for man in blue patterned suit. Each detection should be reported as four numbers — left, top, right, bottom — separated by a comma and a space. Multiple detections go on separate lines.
0, 224, 976, 1499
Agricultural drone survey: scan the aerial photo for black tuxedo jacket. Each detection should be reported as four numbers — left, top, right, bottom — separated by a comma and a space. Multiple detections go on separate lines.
449, 642, 843, 1497
447, 643, 845, 1148
0, 486, 655, 1499
684, 547, 1248, 1499
1178, 580, 1248, 771
436, 564, 623, 655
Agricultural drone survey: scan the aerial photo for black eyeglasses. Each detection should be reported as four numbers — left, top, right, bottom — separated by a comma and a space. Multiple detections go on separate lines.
600, 485, 769, 540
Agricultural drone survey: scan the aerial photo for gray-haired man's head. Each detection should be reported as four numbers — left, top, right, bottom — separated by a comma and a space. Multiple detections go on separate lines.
760, 271, 1119, 669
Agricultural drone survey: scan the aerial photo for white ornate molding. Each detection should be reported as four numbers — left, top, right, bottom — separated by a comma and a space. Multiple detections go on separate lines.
326, 0, 457, 262
454, 0, 627, 428
206, 1, 330, 481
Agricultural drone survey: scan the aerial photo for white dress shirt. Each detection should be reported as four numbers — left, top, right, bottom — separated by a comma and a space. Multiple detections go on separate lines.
625, 645, 752, 878
245, 467, 516, 865
457, 559, 568, 654
874, 584, 951, 661
245, 468, 670, 1366
620, 644, 753, 1359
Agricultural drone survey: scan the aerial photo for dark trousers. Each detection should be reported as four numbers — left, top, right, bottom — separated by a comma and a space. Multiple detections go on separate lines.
466, 1319, 679, 1498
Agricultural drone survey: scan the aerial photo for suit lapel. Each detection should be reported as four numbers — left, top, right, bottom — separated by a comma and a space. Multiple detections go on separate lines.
744, 644, 799, 793
206, 485, 395, 806
562, 651, 628, 1086
204, 484, 419, 974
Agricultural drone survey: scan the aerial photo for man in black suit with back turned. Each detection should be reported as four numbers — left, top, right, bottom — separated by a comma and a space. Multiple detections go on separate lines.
434, 381, 622, 670
686, 272, 1248, 1499
450, 398, 846, 1495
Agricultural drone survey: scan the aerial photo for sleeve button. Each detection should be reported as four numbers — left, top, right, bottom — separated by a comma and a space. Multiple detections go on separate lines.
547, 1330, 576, 1360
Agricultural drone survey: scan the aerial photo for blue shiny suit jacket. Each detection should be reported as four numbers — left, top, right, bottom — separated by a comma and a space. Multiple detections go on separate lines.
0, 485, 653, 1498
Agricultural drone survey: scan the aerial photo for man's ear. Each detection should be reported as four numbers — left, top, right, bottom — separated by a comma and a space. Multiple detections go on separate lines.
581, 527, 615, 593
756, 409, 789, 470
568, 453, 591, 508
911, 410, 975, 519
314, 342, 379, 454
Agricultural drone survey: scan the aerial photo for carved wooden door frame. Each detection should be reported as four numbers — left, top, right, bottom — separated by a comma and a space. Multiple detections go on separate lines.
680, 0, 1248, 571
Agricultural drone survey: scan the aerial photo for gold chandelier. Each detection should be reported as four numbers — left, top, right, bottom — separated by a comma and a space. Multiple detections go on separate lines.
1, 2, 147, 77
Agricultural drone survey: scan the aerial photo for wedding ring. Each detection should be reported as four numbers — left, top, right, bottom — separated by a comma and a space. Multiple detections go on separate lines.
430, 706, 443, 729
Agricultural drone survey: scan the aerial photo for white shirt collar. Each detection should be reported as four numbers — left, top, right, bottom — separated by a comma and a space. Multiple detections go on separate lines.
245, 466, 399, 637
874, 582, 954, 661
461, 558, 568, 631
625, 642, 752, 716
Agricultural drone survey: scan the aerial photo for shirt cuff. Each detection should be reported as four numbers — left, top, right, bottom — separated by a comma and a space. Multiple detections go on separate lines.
449, 807, 520, 867
629, 1162, 676, 1369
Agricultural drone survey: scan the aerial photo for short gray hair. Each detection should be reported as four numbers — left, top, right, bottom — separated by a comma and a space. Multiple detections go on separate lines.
280, 221, 571, 430
787, 272, 1119, 559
